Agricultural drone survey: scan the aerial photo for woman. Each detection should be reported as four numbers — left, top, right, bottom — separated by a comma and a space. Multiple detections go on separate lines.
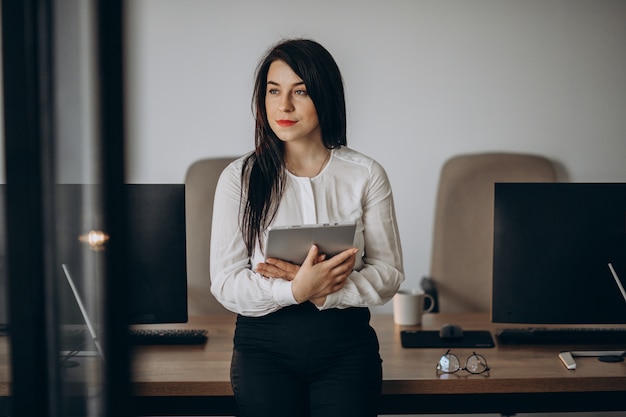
210, 38, 404, 417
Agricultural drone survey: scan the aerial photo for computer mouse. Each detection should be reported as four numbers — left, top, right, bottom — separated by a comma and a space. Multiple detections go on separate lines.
439, 323, 464, 339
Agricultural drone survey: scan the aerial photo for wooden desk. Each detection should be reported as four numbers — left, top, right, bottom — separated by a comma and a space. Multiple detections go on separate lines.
2, 313, 626, 415
130, 313, 626, 416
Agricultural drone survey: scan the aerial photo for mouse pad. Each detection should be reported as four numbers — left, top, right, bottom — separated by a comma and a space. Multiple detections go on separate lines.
400, 330, 495, 348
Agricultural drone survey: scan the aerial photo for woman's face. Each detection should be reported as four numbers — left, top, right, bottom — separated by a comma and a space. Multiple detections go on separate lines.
265, 60, 321, 145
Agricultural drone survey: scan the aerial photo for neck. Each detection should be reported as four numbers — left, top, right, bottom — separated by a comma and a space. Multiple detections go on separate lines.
285, 148, 331, 178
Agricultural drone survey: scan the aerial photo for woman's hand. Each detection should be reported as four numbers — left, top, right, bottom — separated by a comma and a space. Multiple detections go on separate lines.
256, 245, 359, 307
255, 252, 326, 281
290, 245, 358, 305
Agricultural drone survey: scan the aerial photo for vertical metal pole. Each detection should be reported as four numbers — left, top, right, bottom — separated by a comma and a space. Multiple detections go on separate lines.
97, 1, 131, 416
2, 0, 59, 416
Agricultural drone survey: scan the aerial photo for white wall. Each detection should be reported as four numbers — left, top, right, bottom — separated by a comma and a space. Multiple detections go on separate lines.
124, 0, 626, 313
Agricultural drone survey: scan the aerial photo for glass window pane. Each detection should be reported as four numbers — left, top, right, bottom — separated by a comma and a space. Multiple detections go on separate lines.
54, 0, 105, 414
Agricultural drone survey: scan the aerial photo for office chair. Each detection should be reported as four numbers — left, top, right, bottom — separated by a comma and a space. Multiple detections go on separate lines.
427, 152, 558, 313
185, 157, 237, 315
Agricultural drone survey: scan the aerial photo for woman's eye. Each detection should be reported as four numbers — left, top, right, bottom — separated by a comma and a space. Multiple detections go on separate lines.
268, 88, 279, 95
295, 89, 308, 96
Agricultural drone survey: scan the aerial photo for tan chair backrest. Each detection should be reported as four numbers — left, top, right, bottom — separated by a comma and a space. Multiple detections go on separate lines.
430, 152, 557, 313
185, 157, 236, 315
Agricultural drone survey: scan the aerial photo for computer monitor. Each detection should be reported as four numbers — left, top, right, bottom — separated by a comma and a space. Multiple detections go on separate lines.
492, 183, 626, 324
58, 184, 188, 325
125, 184, 188, 324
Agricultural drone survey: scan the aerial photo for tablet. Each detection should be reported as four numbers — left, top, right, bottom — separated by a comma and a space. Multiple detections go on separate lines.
265, 222, 356, 265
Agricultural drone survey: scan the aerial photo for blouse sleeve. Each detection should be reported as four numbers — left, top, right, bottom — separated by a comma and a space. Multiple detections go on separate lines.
209, 160, 298, 316
322, 161, 405, 309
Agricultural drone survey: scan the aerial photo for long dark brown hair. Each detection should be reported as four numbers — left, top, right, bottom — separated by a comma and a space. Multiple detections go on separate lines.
241, 39, 347, 256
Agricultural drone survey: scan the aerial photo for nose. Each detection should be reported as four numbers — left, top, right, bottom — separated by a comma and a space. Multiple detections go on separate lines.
278, 94, 294, 112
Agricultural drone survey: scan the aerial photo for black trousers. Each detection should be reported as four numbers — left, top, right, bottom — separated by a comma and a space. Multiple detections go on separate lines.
231, 303, 382, 417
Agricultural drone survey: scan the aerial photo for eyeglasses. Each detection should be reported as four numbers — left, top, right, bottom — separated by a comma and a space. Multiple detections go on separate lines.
436, 350, 490, 374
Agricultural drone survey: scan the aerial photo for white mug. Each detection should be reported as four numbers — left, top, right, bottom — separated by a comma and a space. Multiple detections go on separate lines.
392, 289, 435, 326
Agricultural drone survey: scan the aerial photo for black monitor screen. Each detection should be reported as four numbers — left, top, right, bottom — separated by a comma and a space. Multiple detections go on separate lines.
126, 184, 187, 324
58, 184, 187, 325
492, 183, 626, 324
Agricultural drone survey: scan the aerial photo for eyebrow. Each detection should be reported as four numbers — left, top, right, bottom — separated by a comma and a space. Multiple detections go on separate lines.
267, 80, 306, 87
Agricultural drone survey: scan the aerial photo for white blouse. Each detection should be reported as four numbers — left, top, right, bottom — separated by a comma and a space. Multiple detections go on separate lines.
210, 147, 405, 317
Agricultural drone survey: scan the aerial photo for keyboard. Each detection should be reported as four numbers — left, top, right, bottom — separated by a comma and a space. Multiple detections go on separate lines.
129, 328, 208, 345
61, 328, 208, 350
496, 327, 626, 346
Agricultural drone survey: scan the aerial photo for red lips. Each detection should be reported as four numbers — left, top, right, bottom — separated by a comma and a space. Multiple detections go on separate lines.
276, 119, 297, 127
